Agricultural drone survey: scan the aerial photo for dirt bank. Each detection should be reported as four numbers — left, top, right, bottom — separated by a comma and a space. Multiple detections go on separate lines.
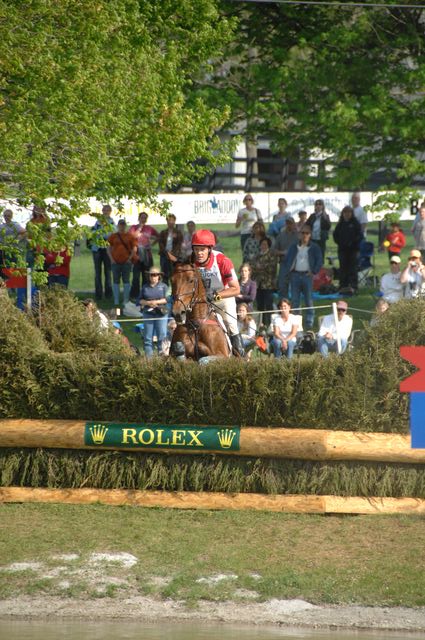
1, 595, 425, 633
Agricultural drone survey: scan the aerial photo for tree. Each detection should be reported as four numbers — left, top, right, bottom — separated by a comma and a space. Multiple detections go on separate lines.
206, 1, 425, 195
0, 0, 235, 271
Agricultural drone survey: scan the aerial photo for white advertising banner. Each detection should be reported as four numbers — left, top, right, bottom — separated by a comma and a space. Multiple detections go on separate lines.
2, 190, 423, 227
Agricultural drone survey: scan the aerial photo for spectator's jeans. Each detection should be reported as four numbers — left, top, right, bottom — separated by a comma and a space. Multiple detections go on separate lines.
160, 253, 173, 286
289, 272, 314, 328
271, 336, 296, 359
338, 248, 358, 289
130, 260, 149, 299
92, 249, 112, 299
142, 312, 168, 357
256, 289, 275, 327
317, 336, 348, 357
111, 262, 132, 305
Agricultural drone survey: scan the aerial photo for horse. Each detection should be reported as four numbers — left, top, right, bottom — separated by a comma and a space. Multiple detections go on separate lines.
170, 262, 231, 360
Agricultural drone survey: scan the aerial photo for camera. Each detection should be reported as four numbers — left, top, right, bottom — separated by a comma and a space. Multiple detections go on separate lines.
410, 261, 418, 267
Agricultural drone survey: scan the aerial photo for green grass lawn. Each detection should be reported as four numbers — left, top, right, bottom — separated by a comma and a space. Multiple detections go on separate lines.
0, 504, 423, 606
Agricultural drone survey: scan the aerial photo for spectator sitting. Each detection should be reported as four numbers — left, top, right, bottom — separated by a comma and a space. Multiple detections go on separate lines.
242, 221, 266, 265
380, 255, 403, 303
270, 298, 299, 360
83, 298, 109, 331
235, 263, 257, 312
237, 302, 257, 354
370, 298, 389, 326
400, 249, 425, 298
383, 222, 405, 262
317, 301, 353, 357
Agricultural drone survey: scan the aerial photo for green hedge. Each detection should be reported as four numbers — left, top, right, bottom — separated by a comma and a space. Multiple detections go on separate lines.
1, 288, 424, 496
1, 449, 424, 498
0, 288, 420, 431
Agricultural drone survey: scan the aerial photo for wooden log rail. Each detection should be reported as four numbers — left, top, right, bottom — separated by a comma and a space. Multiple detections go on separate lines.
0, 419, 424, 464
1, 487, 425, 516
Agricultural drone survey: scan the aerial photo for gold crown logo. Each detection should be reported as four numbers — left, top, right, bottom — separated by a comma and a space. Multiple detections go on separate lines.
89, 424, 108, 445
217, 428, 236, 449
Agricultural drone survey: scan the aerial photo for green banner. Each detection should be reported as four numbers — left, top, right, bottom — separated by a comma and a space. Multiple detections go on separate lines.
84, 422, 240, 452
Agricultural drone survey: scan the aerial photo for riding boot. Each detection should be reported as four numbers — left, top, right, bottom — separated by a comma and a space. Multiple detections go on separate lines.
230, 333, 246, 358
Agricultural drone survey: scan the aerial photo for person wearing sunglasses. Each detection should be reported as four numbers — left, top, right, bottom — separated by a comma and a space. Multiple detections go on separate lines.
282, 225, 323, 330
235, 194, 263, 253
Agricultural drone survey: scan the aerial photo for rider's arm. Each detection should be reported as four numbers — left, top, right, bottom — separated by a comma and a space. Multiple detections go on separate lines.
218, 276, 240, 299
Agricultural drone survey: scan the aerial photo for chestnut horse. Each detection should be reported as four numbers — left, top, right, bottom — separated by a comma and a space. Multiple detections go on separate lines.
170, 263, 231, 360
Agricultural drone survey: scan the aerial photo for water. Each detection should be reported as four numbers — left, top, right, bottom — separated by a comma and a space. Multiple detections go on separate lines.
1, 621, 424, 640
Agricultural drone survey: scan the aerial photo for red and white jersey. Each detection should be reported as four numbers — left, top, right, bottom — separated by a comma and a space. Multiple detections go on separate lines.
194, 250, 237, 293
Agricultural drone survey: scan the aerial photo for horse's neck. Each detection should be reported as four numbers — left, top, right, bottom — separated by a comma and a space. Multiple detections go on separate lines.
188, 271, 209, 320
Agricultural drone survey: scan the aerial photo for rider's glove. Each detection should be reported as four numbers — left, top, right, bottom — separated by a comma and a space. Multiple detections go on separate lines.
207, 292, 221, 302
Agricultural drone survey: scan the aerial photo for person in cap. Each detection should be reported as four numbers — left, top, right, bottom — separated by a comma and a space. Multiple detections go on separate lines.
317, 301, 353, 357
107, 218, 138, 307
400, 249, 425, 299
138, 266, 168, 357
380, 255, 403, 303
191, 229, 245, 357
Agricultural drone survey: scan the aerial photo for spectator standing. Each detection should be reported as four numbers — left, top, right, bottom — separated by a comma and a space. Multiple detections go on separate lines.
129, 211, 159, 299
235, 194, 262, 252
139, 266, 169, 357
275, 217, 299, 298
0, 209, 25, 266
333, 206, 363, 292
108, 219, 138, 307
181, 220, 196, 259
236, 263, 257, 312
411, 206, 425, 263
90, 204, 114, 300
283, 225, 323, 330
296, 211, 308, 232
400, 249, 425, 299
307, 199, 331, 260
317, 301, 353, 357
26, 205, 48, 269
383, 222, 406, 262
351, 193, 368, 234
252, 237, 277, 328
270, 298, 299, 360
158, 214, 183, 285
242, 221, 266, 265
268, 198, 290, 239
380, 256, 403, 303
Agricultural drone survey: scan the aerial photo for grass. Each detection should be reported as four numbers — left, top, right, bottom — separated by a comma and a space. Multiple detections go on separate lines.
0, 504, 424, 606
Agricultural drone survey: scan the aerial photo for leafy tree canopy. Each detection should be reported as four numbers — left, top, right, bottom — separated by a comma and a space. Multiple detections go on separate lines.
211, 1, 425, 197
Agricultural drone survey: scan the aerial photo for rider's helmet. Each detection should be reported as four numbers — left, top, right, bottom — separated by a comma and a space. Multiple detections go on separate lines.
191, 229, 216, 247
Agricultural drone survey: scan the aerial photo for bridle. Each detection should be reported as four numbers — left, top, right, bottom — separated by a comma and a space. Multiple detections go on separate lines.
172, 265, 205, 313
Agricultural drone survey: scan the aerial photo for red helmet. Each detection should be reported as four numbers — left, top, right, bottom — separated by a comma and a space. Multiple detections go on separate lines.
191, 229, 215, 247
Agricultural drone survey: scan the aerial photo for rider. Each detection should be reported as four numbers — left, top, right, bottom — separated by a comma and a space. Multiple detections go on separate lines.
191, 229, 245, 357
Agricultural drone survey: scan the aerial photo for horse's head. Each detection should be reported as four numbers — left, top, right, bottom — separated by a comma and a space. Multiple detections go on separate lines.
171, 262, 199, 324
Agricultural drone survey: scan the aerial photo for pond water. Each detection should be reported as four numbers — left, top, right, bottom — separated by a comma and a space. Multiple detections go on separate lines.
1, 621, 425, 640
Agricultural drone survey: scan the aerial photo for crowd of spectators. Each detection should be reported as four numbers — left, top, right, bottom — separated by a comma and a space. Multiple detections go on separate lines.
2, 194, 425, 359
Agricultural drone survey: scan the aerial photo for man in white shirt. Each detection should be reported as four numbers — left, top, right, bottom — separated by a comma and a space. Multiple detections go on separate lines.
317, 300, 353, 357
380, 256, 403, 303
351, 193, 368, 234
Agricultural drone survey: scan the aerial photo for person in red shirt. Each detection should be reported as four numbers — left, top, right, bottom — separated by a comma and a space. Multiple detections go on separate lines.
129, 211, 159, 297
44, 247, 71, 288
191, 229, 245, 357
383, 222, 406, 262
108, 219, 138, 307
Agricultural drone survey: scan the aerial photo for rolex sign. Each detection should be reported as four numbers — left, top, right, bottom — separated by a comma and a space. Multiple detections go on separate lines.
85, 422, 240, 452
